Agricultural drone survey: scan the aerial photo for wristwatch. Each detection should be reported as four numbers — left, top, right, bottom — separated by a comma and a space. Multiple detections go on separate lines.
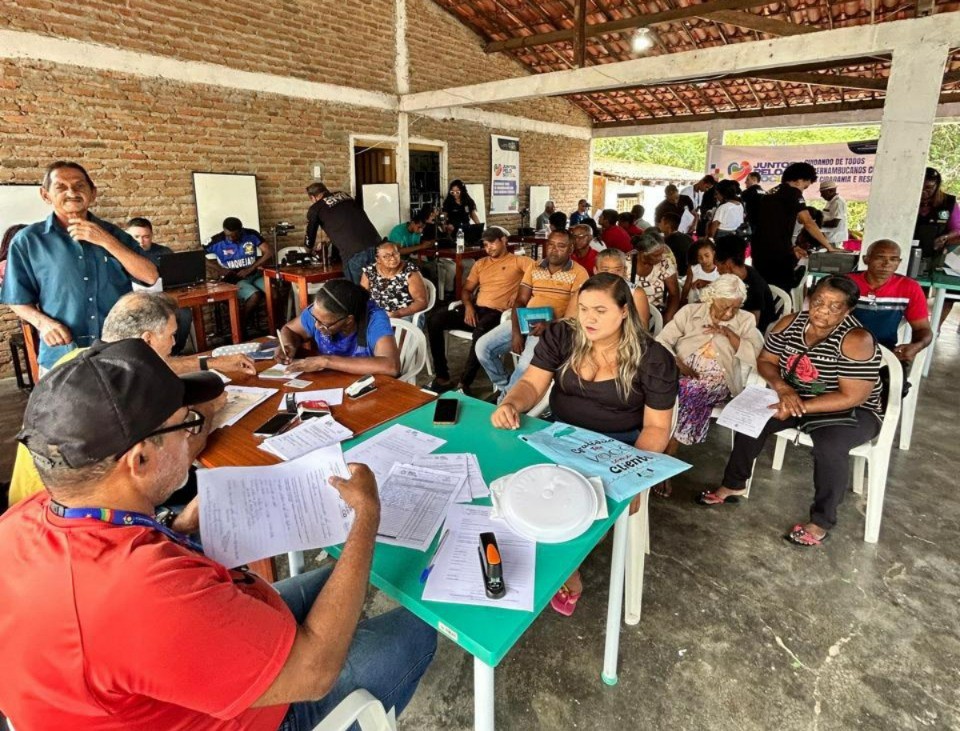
198, 355, 210, 371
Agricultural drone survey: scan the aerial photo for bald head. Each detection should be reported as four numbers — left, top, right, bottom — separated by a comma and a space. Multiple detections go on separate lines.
863, 239, 903, 282
865, 239, 901, 257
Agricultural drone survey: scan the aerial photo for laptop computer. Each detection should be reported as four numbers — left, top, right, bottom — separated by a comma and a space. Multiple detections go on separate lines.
463, 223, 485, 246
158, 250, 207, 288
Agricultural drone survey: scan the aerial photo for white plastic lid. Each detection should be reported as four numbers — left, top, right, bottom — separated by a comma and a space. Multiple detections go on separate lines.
500, 464, 597, 543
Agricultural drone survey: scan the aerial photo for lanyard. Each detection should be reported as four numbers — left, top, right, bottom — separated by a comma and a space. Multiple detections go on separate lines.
48, 502, 204, 554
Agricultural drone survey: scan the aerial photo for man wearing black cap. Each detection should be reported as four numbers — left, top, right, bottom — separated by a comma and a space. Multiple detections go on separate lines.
426, 226, 533, 393
0, 339, 436, 729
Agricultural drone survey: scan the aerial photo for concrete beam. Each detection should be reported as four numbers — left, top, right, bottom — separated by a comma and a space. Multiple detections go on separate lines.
757, 70, 889, 92
402, 13, 960, 112
414, 107, 592, 140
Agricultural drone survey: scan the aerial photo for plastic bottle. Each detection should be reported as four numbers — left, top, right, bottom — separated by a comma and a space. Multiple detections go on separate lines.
455, 228, 465, 254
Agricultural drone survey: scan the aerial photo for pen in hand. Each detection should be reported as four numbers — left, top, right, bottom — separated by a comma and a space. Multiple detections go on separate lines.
276, 329, 287, 360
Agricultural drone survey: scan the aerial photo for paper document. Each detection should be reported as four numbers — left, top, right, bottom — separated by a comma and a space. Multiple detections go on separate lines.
209, 369, 231, 384
679, 208, 695, 234
376, 463, 464, 551
343, 424, 446, 483
260, 364, 303, 380
213, 385, 277, 429
465, 454, 490, 500
276, 388, 344, 409
259, 415, 354, 461
198, 446, 352, 568
716, 384, 781, 438
422, 504, 536, 612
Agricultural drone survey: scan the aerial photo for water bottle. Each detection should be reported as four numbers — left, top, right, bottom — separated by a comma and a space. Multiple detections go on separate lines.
455, 228, 465, 254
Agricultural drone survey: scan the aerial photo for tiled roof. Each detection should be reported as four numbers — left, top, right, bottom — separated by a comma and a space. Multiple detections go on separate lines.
593, 157, 702, 182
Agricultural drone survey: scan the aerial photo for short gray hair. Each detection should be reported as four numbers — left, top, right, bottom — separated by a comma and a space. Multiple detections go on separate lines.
102, 292, 177, 342
635, 231, 666, 255
700, 273, 747, 305
596, 248, 627, 266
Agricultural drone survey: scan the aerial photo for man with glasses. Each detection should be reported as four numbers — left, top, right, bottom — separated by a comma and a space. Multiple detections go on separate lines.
426, 227, 533, 393
0, 339, 436, 729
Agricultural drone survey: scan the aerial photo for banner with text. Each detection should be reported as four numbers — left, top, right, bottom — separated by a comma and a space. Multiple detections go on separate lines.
490, 135, 520, 214
707, 141, 877, 202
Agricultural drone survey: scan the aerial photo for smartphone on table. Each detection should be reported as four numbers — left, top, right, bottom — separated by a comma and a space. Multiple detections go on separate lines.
433, 398, 459, 425
253, 412, 297, 438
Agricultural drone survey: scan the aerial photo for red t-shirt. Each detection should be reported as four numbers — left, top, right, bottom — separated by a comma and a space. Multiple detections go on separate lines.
0, 493, 296, 730
847, 271, 929, 349
571, 247, 597, 274
601, 225, 633, 253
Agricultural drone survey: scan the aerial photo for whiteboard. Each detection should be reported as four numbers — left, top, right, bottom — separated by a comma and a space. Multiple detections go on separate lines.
192, 172, 260, 246
529, 186, 550, 221
362, 183, 400, 239
0, 185, 48, 237
465, 183, 487, 224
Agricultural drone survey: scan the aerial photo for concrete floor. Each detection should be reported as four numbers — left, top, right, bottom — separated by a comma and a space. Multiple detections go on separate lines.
2, 313, 958, 730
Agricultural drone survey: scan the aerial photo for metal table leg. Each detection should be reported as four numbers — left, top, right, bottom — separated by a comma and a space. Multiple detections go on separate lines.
924, 287, 946, 377
474, 656, 495, 730
602, 509, 629, 685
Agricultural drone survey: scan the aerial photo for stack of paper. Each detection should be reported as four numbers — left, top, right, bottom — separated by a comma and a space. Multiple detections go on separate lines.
412, 453, 490, 503
259, 364, 304, 380
213, 385, 277, 429
375, 463, 465, 551
259, 415, 354, 461
716, 384, 781, 438
343, 425, 446, 483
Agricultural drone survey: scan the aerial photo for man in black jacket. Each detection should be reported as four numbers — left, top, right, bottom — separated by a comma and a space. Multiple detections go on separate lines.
304, 183, 382, 283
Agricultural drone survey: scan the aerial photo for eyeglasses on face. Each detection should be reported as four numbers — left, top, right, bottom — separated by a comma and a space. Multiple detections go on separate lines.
312, 312, 348, 332
809, 299, 847, 315
146, 409, 205, 439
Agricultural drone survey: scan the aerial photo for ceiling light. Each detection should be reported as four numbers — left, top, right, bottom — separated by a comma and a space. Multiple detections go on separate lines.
631, 28, 656, 54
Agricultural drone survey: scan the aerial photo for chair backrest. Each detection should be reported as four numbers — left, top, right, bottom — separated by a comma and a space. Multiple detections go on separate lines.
648, 307, 664, 337
768, 285, 794, 319
390, 317, 427, 384
876, 345, 902, 444
500, 309, 512, 324
421, 277, 437, 315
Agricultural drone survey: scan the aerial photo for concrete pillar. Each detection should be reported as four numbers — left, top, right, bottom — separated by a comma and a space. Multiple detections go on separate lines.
862, 42, 950, 270
705, 120, 725, 175
395, 0, 411, 219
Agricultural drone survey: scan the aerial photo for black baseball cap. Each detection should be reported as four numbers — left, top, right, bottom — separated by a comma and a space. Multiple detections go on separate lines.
18, 339, 225, 469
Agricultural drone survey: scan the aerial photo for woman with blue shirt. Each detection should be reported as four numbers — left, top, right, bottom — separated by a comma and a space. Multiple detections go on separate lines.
276, 279, 401, 377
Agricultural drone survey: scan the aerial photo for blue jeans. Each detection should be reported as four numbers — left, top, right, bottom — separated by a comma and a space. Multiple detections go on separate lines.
504, 334, 539, 398
276, 567, 437, 730
475, 320, 513, 392
343, 247, 377, 284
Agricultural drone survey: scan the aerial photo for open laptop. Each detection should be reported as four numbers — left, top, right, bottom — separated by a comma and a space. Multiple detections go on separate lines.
158, 250, 207, 289
463, 223, 485, 246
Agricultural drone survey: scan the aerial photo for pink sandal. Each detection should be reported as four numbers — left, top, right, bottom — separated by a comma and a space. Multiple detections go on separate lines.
550, 584, 582, 616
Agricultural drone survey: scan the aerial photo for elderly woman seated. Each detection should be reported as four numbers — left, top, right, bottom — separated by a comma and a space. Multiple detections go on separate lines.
360, 242, 429, 323
654, 274, 764, 497
699, 275, 884, 547
632, 231, 680, 323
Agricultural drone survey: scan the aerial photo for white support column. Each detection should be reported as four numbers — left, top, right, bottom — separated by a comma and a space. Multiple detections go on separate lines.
395, 0, 411, 219
862, 43, 951, 267
705, 120, 725, 175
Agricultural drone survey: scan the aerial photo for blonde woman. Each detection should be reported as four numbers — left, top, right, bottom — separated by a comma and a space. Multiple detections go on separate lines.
491, 272, 678, 616
654, 274, 763, 497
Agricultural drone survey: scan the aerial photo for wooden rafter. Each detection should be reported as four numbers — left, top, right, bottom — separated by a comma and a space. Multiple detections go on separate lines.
702, 9, 817, 36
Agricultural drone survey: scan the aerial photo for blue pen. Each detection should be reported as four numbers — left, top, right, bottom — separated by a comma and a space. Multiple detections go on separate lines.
419, 530, 451, 583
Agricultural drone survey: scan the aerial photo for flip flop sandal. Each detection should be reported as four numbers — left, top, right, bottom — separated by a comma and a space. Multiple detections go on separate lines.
784, 524, 829, 547
550, 584, 582, 617
695, 490, 741, 506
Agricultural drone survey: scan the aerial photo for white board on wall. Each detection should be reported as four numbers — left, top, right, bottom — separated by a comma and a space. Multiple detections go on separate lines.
0, 185, 48, 237
465, 183, 486, 224
192, 172, 260, 246
362, 183, 400, 239
529, 186, 550, 220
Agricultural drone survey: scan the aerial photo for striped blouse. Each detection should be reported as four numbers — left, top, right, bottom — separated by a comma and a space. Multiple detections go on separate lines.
764, 311, 883, 416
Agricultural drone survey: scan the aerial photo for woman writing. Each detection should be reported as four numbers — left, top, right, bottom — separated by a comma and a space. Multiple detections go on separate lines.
277, 278, 400, 376
442, 179, 480, 236
654, 274, 763, 497
360, 242, 429, 323
700, 276, 883, 547
491, 273, 678, 614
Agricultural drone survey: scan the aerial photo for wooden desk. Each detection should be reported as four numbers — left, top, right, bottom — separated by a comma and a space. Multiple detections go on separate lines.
167, 282, 241, 352
261, 264, 343, 332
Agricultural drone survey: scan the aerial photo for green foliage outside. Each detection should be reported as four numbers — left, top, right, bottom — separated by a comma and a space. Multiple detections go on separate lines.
593, 123, 960, 232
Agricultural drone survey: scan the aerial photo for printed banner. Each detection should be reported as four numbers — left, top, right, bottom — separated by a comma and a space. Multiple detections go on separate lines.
707, 141, 877, 202
490, 135, 520, 214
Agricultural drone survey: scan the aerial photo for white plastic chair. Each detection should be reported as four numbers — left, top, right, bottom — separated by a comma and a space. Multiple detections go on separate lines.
895, 320, 927, 451
769, 346, 902, 543
527, 381, 553, 418
768, 285, 794, 322
648, 307, 664, 336
391, 317, 427, 384
624, 398, 678, 625
311, 689, 397, 731
790, 281, 806, 312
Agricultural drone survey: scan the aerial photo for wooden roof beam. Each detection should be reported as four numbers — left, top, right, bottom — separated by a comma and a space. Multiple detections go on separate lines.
701, 10, 817, 36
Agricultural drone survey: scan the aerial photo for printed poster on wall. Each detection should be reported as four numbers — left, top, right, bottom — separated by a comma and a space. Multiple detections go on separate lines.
490, 135, 520, 214
707, 141, 877, 202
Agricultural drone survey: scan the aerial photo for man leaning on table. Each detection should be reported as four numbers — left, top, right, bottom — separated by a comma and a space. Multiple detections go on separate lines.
0, 338, 436, 730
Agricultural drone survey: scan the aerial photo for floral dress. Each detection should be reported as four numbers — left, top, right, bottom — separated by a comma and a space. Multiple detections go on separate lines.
362, 260, 420, 314
674, 339, 732, 446
636, 259, 676, 312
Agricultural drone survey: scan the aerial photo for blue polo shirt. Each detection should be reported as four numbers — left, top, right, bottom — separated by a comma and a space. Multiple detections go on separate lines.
204, 229, 263, 269
299, 301, 393, 358
1, 213, 146, 368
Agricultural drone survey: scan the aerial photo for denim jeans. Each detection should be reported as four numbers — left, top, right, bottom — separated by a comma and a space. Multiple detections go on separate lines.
475, 320, 514, 391
343, 247, 377, 284
275, 567, 437, 730
503, 334, 539, 397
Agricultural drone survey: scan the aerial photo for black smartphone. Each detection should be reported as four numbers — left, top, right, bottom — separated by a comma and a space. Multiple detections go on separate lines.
433, 398, 459, 425
253, 412, 296, 437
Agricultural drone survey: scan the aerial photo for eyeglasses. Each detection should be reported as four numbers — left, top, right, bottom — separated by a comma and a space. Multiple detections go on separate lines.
809, 299, 847, 314
146, 409, 205, 439
312, 312, 348, 332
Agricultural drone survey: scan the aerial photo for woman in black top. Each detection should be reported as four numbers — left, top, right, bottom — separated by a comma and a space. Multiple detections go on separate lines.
703, 276, 883, 547
491, 273, 678, 614
441, 179, 480, 235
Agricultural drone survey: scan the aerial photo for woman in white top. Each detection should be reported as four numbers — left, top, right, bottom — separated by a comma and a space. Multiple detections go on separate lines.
708, 179, 745, 240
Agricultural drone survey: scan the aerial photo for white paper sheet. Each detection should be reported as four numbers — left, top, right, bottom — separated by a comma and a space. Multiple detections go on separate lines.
465, 454, 490, 500
679, 208, 695, 234
259, 415, 354, 461
411, 453, 490, 503
259, 364, 304, 380
422, 504, 536, 612
716, 384, 781, 438
198, 446, 353, 568
275, 388, 345, 409
213, 385, 278, 429
376, 463, 464, 551
343, 425, 446, 484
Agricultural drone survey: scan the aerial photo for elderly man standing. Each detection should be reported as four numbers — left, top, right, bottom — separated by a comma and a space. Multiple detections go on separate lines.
819, 179, 849, 248
535, 200, 556, 230
1, 161, 158, 373
0, 339, 436, 729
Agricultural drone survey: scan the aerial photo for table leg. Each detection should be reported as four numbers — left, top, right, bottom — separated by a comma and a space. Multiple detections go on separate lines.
602, 509, 629, 686
264, 274, 277, 334
297, 275, 310, 314
228, 296, 242, 344
454, 255, 464, 301
474, 656, 495, 731
924, 287, 945, 377
191, 306, 208, 353
624, 493, 648, 626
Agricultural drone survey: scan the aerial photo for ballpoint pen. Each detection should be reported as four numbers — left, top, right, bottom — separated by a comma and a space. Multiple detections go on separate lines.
419, 529, 451, 583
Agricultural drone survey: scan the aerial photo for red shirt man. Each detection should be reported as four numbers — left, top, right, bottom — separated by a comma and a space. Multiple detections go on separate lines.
599, 209, 633, 253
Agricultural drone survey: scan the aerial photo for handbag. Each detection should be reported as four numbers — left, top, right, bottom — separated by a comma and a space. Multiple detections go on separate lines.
784, 342, 858, 434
